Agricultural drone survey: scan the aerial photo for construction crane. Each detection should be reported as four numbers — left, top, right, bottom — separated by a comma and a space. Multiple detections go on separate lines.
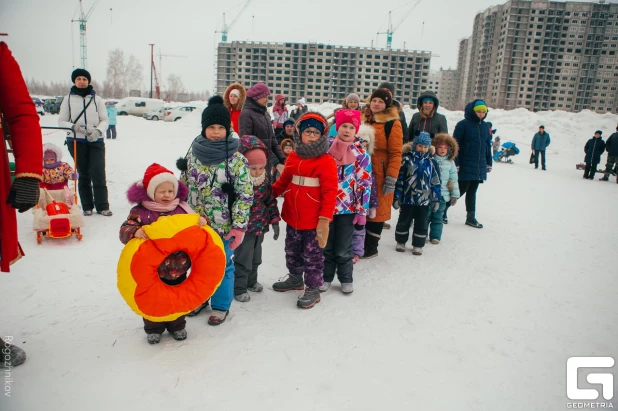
72, 0, 102, 69
216, 0, 253, 42
377, 0, 423, 49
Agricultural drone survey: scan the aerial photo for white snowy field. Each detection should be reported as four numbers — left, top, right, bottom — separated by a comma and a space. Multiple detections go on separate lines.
1, 106, 617, 411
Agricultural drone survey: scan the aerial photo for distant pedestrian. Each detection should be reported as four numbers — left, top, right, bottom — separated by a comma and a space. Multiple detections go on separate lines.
531, 125, 551, 170
105, 101, 117, 139
583, 130, 605, 180
600, 125, 618, 182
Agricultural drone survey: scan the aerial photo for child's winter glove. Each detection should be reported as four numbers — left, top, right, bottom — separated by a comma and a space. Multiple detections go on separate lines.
352, 214, 366, 231
272, 223, 280, 241
71, 172, 79, 179
225, 228, 245, 250
368, 208, 377, 219
383, 176, 396, 195
316, 217, 330, 248
6, 177, 40, 213
486, 166, 492, 173
431, 201, 440, 212
450, 197, 458, 206
392, 197, 400, 210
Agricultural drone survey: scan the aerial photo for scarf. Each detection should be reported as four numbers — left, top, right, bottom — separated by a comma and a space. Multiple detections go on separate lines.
191, 135, 239, 166
295, 134, 330, 159
328, 137, 356, 166
43, 161, 61, 169
250, 172, 266, 187
71, 85, 93, 98
141, 198, 195, 214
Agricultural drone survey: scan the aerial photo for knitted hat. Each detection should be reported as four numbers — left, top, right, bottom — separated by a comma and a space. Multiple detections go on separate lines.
229, 89, 241, 97
202, 95, 231, 137
335, 109, 361, 133
421, 97, 435, 104
297, 98, 306, 107
413, 131, 432, 147
539, 125, 545, 129
283, 119, 295, 127
246, 83, 271, 100
595, 130, 603, 135
244, 149, 267, 167
281, 139, 294, 150
473, 100, 488, 112
370, 89, 392, 108
345, 93, 361, 105
379, 82, 395, 95
71, 68, 91, 84
42, 143, 62, 162
299, 117, 325, 134
142, 163, 178, 200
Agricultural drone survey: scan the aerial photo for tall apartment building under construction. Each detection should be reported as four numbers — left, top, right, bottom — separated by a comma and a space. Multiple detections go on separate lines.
216, 41, 432, 105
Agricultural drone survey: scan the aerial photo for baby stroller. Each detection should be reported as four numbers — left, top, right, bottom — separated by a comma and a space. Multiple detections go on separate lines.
493, 141, 520, 163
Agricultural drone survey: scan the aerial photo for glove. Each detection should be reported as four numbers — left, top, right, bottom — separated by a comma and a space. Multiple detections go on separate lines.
352, 214, 366, 231
368, 208, 377, 219
392, 197, 400, 210
431, 201, 440, 212
383, 176, 396, 195
86, 127, 102, 142
73, 124, 87, 135
224, 228, 245, 250
315, 217, 330, 248
272, 223, 280, 241
6, 177, 41, 213
450, 197, 458, 206
71, 172, 79, 179
486, 166, 492, 173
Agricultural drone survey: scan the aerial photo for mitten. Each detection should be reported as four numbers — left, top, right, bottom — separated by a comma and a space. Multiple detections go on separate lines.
486, 165, 492, 173
6, 177, 40, 213
431, 201, 440, 212
383, 176, 396, 195
315, 217, 330, 248
71, 172, 79, 179
352, 214, 366, 231
272, 223, 280, 241
392, 197, 400, 210
86, 128, 102, 142
450, 197, 458, 206
368, 208, 377, 219
224, 228, 245, 250
73, 124, 87, 135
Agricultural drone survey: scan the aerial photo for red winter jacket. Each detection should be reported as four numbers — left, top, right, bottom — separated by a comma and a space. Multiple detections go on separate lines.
272, 150, 338, 230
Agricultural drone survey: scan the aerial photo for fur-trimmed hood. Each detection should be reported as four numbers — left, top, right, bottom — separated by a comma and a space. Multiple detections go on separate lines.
402, 142, 435, 155
432, 133, 459, 160
357, 124, 375, 155
362, 105, 400, 124
43, 143, 63, 162
126, 180, 189, 204
223, 83, 246, 111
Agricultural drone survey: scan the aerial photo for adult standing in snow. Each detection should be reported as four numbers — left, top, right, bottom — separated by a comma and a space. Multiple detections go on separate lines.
223, 82, 246, 134
453, 100, 492, 229
272, 94, 289, 136
583, 130, 606, 180
239, 83, 286, 175
290, 98, 308, 122
58, 68, 112, 216
379, 82, 408, 144
362, 89, 403, 258
600, 125, 618, 182
531, 125, 550, 170
0, 41, 44, 366
105, 101, 117, 139
408, 90, 448, 143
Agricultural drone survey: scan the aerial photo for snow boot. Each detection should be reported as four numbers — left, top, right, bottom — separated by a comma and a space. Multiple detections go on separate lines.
362, 232, 380, 259
443, 209, 448, 224
341, 283, 354, 294
208, 310, 229, 326
147, 333, 162, 344
247, 282, 263, 292
0, 339, 26, 366
600, 175, 609, 181
431, 239, 440, 245
318, 282, 331, 292
234, 292, 250, 302
383, 222, 391, 229
272, 274, 304, 292
412, 247, 423, 255
187, 300, 209, 317
171, 329, 187, 341
465, 212, 483, 229
297, 287, 321, 309
396, 243, 406, 252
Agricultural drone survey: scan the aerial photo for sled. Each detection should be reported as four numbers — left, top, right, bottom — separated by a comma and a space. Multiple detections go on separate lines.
575, 163, 607, 173
494, 142, 520, 164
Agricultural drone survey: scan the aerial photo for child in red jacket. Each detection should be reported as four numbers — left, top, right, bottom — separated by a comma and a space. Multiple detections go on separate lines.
271, 112, 338, 309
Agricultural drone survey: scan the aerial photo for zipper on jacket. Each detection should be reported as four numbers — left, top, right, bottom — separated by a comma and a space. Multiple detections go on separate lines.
477, 124, 482, 180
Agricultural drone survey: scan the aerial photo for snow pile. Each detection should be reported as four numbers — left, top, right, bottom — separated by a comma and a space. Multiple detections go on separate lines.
1, 107, 617, 411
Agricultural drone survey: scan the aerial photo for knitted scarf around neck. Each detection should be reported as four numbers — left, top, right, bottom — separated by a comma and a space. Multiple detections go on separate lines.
71, 85, 94, 98
191, 135, 239, 166
294, 134, 330, 159
328, 137, 356, 166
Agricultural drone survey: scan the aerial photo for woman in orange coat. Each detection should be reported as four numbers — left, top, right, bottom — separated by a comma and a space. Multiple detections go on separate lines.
362, 89, 403, 259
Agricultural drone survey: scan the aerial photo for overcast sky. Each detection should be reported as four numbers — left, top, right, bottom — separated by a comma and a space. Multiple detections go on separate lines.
0, 0, 605, 93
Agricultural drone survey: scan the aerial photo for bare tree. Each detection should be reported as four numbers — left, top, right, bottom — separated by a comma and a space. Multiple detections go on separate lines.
167, 74, 184, 101
125, 54, 144, 93
106, 49, 126, 99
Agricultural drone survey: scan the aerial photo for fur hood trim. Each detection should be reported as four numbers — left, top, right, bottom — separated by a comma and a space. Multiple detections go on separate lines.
357, 124, 375, 155
403, 142, 435, 155
223, 83, 246, 110
363, 105, 400, 124
431, 133, 459, 160
126, 180, 189, 204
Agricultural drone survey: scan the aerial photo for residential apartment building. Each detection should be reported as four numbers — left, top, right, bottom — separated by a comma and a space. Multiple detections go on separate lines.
436, 68, 459, 110
455, 0, 618, 113
428, 72, 441, 97
216, 41, 432, 106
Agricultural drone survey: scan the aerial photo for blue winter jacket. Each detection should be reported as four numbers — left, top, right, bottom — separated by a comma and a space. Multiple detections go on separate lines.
394, 149, 441, 207
584, 137, 606, 164
453, 100, 492, 182
106, 105, 118, 126
531, 131, 550, 151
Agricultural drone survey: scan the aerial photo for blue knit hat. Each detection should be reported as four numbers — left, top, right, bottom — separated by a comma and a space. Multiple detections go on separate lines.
299, 118, 324, 134
283, 119, 295, 127
414, 131, 432, 147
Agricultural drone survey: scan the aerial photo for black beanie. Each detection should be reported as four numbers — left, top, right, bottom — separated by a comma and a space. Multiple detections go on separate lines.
201, 95, 231, 136
71, 68, 91, 84
370, 89, 393, 108
379, 81, 395, 95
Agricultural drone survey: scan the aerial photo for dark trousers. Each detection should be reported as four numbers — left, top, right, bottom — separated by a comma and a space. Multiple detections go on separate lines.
364, 221, 384, 255
233, 233, 264, 295
584, 162, 598, 179
534, 149, 546, 169
106, 125, 117, 139
395, 204, 429, 247
458, 180, 480, 213
603, 156, 617, 176
323, 214, 355, 284
67, 141, 109, 212
143, 316, 186, 335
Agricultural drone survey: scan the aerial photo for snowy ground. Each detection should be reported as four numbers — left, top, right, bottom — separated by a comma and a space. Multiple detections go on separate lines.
2, 107, 617, 411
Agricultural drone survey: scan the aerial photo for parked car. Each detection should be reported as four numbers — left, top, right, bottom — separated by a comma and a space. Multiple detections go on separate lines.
32, 97, 45, 116
49, 96, 63, 115
163, 105, 198, 122
115, 98, 164, 117
42, 98, 57, 113
143, 105, 175, 121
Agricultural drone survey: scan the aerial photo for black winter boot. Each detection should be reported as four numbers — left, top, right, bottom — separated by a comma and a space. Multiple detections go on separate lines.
297, 287, 321, 309
600, 175, 609, 181
465, 212, 483, 229
361, 232, 380, 259
273, 274, 304, 292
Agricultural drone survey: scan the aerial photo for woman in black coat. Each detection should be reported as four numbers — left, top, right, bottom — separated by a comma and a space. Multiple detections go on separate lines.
583, 131, 606, 180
